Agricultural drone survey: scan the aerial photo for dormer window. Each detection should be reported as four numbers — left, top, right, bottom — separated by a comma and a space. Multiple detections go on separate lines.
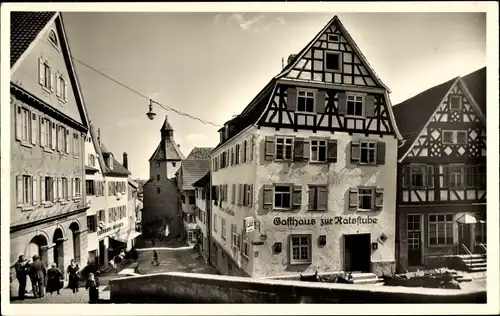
48, 29, 58, 47
108, 157, 114, 170
328, 34, 339, 43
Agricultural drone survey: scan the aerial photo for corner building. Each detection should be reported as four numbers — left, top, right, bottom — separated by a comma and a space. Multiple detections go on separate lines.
210, 15, 402, 278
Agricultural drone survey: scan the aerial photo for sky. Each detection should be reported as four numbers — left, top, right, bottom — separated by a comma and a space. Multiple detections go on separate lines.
62, 12, 486, 180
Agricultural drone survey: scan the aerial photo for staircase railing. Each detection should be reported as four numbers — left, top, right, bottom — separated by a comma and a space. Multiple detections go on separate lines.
477, 242, 487, 257
460, 244, 473, 266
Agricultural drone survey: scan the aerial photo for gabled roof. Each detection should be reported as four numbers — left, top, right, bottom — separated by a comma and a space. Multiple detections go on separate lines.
393, 77, 458, 158
88, 123, 108, 174
10, 11, 57, 68
461, 67, 486, 115
149, 138, 185, 161
178, 160, 210, 191
185, 147, 214, 160
192, 171, 211, 188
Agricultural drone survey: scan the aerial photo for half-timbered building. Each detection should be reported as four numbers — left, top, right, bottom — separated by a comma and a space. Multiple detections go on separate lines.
393, 67, 486, 273
210, 15, 402, 278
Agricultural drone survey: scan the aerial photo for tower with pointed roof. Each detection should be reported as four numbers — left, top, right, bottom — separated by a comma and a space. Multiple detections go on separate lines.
149, 115, 184, 181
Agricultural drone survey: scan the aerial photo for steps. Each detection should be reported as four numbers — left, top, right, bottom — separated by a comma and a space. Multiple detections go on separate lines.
350, 272, 382, 285
457, 254, 487, 272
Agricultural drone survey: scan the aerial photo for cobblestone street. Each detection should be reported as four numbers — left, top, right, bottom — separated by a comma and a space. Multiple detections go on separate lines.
11, 286, 110, 304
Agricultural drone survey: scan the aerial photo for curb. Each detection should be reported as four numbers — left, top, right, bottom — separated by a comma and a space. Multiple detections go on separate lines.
136, 246, 194, 251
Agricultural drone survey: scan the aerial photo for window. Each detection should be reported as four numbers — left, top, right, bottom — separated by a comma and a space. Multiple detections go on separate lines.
73, 133, 80, 157
56, 74, 67, 102
221, 218, 226, 241
297, 90, 315, 113
308, 185, 327, 211
88, 154, 95, 167
290, 235, 311, 264
157, 187, 161, 194
245, 185, 252, 207
188, 231, 196, 243
156, 175, 160, 181
75, 178, 81, 196
86, 180, 95, 195
360, 141, 376, 164
61, 178, 69, 199
407, 214, 421, 232
20, 107, 31, 142
45, 177, 54, 202
156, 162, 160, 167
41, 118, 51, 148
442, 130, 467, 145
448, 165, 464, 188
18, 175, 33, 205
243, 140, 247, 162
346, 94, 364, 117
410, 165, 426, 188
275, 137, 294, 160
235, 144, 240, 164
358, 188, 374, 210
172, 162, 176, 167
310, 139, 327, 162
231, 224, 238, 248
325, 52, 340, 71
189, 196, 195, 205
188, 214, 196, 223
242, 234, 250, 258
98, 209, 105, 223
274, 185, 292, 209
449, 95, 462, 111
328, 34, 339, 42
48, 30, 58, 46
87, 216, 97, 233
39, 58, 52, 90
428, 214, 454, 246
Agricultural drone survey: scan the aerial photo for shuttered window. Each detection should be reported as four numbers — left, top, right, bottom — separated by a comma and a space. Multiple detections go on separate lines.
348, 187, 384, 211
231, 184, 236, 204
308, 185, 328, 211
310, 139, 327, 162
350, 140, 386, 165
16, 175, 34, 206
296, 89, 315, 113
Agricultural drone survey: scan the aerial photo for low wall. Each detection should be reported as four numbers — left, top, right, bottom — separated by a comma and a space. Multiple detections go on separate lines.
109, 272, 486, 304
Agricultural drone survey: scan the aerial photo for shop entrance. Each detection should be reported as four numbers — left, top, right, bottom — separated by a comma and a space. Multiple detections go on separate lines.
344, 233, 371, 273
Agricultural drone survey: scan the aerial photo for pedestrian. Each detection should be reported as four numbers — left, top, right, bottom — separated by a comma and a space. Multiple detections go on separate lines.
66, 259, 81, 293
152, 250, 159, 266
29, 254, 46, 298
14, 255, 30, 300
85, 273, 100, 304
47, 263, 64, 295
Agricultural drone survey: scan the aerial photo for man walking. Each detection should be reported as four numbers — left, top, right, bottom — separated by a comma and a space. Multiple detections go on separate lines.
30, 254, 47, 298
14, 255, 30, 300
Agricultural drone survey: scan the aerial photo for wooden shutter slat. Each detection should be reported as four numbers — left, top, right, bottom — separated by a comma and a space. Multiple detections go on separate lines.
287, 87, 297, 111
337, 92, 347, 115
316, 91, 326, 113
41, 177, 45, 202
52, 178, 57, 202
50, 67, 55, 92
365, 95, 376, 117
317, 186, 328, 211
265, 136, 275, 161
38, 57, 45, 85
15, 105, 22, 141
32, 176, 38, 205
375, 188, 384, 208
294, 137, 304, 160
348, 187, 358, 208
39, 118, 44, 147
350, 141, 360, 163
31, 113, 37, 145
17, 175, 23, 205
292, 185, 302, 209
51, 122, 56, 150
327, 140, 338, 163
263, 185, 273, 210
308, 186, 317, 210
64, 81, 68, 102
376, 141, 386, 165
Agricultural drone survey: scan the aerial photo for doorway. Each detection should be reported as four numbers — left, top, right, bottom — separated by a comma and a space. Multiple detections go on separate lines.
344, 233, 371, 273
99, 240, 105, 266
407, 214, 422, 266
458, 223, 473, 254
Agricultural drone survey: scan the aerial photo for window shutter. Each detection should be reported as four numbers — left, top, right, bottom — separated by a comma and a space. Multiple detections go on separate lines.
365, 95, 376, 117
348, 187, 358, 208
303, 139, 310, 160
64, 81, 68, 102
72, 178, 76, 198
242, 184, 247, 206
31, 113, 37, 145
292, 185, 302, 209
442, 166, 450, 188
52, 178, 57, 202
38, 57, 45, 85
41, 177, 46, 202
232, 184, 236, 204
375, 188, 384, 208
294, 137, 304, 160
337, 92, 347, 115
376, 141, 386, 165
15, 105, 22, 141
317, 186, 328, 211
51, 123, 56, 150
236, 184, 241, 206
249, 136, 254, 162
50, 67, 55, 92
58, 177, 62, 200
427, 165, 434, 188
287, 87, 297, 111
308, 186, 317, 210
263, 185, 273, 210
17, 175, 23, 205
265, 136, 275, 161
350, 141, 360, 163
56, 73, 61, 98
402, 165, 410, 188
32, 176, 38, 205
316, 91, 326, 113
249, 184, 253, 207
240, 184, 244, 205
327, 140, 338, 163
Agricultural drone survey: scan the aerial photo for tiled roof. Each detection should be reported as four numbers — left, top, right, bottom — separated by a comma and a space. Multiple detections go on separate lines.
192, 171, 210, 188
179, 160, 210, 191
461, 67, 486, 116
10, 11, 56, 68
99, 142, 131, 176
149, 138, 185, 161
393, 77, 458, 159
185, 147, 214, 160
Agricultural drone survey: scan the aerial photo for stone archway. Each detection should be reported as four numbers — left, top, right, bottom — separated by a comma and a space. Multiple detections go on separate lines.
69, 222, 81, 265
28, 234, 49, 266
53, 228, 65, 269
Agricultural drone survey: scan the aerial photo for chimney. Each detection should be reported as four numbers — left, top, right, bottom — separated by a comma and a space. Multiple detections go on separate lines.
97, 128, 101, 145
123, 152, 128, 170
287, 54, 297, 65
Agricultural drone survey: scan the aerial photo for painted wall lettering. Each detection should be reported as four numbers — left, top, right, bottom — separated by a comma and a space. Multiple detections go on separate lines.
272, 216, 378, 227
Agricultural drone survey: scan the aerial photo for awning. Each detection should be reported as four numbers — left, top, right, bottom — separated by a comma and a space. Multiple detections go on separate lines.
110, 229, 142, 244
456, 214, 477, 224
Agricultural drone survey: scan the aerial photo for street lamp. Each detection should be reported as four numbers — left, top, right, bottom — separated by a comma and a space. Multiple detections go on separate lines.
146, 99, 156, 120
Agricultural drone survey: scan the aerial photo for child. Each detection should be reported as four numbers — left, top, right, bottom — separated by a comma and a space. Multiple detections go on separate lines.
85, 273, 100, 304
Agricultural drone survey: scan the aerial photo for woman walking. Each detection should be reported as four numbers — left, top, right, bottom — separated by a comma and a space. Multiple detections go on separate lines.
66, 259, 81, 293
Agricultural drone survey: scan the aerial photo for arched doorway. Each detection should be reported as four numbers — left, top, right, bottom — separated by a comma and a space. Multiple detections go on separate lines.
28, 234, 49, 266
69, 222, 81, 265
53, 228, 65, 269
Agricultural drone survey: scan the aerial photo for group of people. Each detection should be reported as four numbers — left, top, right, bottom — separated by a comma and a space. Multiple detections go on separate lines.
13, 254, 100, 303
